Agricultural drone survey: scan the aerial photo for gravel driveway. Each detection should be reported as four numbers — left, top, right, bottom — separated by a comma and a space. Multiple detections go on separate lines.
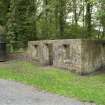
0, 79, 95, 105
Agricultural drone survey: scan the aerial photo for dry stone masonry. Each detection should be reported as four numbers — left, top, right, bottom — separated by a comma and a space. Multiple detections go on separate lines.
28, 39, 105, 74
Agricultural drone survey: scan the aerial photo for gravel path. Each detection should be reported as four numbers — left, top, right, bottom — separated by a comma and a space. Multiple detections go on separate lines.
0, 79, 95, 105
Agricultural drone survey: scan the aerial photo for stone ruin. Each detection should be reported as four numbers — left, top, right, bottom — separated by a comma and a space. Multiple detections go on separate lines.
28, 39, 105, 74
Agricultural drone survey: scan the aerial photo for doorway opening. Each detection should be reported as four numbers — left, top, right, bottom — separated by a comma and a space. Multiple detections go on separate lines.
63, 44, 70, 59
46, 44, 53, 65
34, 45, 39, 57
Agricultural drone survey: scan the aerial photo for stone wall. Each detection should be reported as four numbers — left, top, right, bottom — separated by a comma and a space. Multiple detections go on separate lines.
53, 39, 82, 73
28, 41, 42, 64
27, 40, 55, 65
28, 39, 105, 74
81, 40, 105, 74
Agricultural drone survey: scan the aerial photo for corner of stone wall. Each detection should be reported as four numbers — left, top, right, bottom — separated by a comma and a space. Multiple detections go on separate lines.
74, 39, 83, 74
80, 39, 105, 74
81, 39, 95, 74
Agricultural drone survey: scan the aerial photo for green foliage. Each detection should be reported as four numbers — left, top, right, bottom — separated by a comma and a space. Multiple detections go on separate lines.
0, 0, 10, 25
64, 24, 84, 38
0, 0, 105, 50
6, 0, 37, 50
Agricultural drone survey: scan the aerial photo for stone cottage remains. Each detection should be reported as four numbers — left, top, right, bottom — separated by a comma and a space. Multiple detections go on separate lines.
28, 39, 105, 74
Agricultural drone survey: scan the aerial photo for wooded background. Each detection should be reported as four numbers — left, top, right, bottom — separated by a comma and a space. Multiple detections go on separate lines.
0, 0, 105, 51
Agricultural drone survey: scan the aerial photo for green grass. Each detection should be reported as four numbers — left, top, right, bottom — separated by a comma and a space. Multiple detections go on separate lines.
0, 61, 105, 105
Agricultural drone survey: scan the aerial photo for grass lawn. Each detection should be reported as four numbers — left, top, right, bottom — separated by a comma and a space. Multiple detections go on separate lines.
0, 61, 105, 105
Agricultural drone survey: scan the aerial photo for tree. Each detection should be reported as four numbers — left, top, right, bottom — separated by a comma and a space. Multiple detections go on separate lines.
85, 0, 92, 38
0, 0, 10, 25
6, 0, 38, 50
99, 0, 105, 37
58, 0, 66, 38
0, 0, 105, 51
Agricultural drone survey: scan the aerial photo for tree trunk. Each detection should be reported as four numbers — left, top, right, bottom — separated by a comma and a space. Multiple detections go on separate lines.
100, 0, 105, 38
59, 0, 65, 38
32, 0, 37, 40
43, 0, 48, 38
73, 0, 78, 25
85, 0, 92, 38
55, 4, 59, 36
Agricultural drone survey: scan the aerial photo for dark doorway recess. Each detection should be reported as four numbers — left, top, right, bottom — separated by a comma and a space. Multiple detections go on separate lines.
63, 44, 70, 59
46, 44, 53, 65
